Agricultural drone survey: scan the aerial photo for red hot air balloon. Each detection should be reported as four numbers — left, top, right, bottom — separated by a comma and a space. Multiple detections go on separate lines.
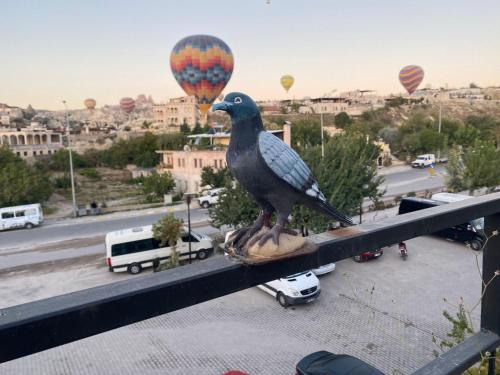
399, 65, 424, 95
84, 98, 96, 110
170, 35, 234, 114
119, 97, 135, 114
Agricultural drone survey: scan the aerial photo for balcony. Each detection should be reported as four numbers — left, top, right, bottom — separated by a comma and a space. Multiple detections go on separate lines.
0, 193, 499, 374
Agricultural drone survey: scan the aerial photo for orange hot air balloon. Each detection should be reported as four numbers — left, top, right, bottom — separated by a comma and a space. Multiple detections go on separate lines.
170, 35, 234, 114
84, 98, 96, 110
280, 75, 294, 92
399, 65, 424, 94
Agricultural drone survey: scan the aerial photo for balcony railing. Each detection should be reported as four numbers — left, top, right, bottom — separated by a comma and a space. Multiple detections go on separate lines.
1, 192, 499, 374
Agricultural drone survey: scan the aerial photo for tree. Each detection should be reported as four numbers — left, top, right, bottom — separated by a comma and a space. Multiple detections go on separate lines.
292, 133, 384, 232
0, 146, 53, 207
191, 123, 203, 134
152, 214, 183, 270
445, 147, 466, 192
334, 112, 352, 129
180, 123, 190, 135
290, 119, 328, 151
142, 172, 175, 202
48, 149, 88, 171
208, 182, 260, 228
157, 133, 188, 151
463, 140, 500, 193
200, 166, 232, 188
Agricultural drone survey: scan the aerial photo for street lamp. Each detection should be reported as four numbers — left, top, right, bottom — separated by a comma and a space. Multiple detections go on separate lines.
320, 113, 325, 158
184, 192, 197, 264
62, 101, 77, 218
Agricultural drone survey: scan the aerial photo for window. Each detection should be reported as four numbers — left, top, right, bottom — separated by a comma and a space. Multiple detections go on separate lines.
220, 160, 223, 168
181, 233, 199, 243
194, 159, 198, 168
199, 159, 203, 168
15, 211, 25, 217
24, 152, 27, 156
111, 238, 162, 257
1, 212, 14, 219
25, 209, 37, 215
178, 158, 181, 167
214, 159, 218, 168
182, 159, 185, 168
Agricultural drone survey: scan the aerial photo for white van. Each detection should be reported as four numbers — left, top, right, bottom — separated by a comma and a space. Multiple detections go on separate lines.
223, 231, 321, 307
411, 154, 436, 168
105, 225, 213, 274
257, 270, 321, 307
0, 203, 43, 231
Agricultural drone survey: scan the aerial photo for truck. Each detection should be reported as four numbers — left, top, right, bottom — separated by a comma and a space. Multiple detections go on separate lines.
197, 188, 225, 208
411, 154, 436, 168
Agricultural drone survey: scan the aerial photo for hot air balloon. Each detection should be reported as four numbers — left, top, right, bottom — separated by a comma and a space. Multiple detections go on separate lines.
280, 75, 294, 93
119, 97, 135, 114
399, 65, 424, 95
84, 98, 96, 110
170, 35, 234, 114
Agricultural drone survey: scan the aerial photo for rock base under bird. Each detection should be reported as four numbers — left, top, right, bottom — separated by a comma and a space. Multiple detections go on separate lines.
225, 227, 318, 265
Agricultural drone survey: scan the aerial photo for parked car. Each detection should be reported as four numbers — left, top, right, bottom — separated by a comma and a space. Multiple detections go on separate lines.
257, 270, 321, 307
105, 225, 214, 274
296, 351, 384, 375
0, 203, 43, 231
197, 188, 226, 208
353, 248, 384, 262
411, 153, 435, 168
223, 230, 321, 307
312, 262, 336, 276
399, 196, 486, 251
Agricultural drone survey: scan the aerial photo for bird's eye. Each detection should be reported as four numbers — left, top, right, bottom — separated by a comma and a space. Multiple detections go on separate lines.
234, 97, 242, 104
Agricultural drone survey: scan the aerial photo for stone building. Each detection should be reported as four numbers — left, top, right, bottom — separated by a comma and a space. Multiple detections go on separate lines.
0, 126, 63, 158
153, 96, 200, 132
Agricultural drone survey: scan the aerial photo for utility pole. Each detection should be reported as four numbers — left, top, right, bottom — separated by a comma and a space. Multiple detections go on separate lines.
320, 113, 325, 158
63, 101, 77, 218
437, 100, 442, 161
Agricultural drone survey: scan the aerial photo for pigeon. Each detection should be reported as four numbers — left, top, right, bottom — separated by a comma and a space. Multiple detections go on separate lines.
212, 92, 353, 248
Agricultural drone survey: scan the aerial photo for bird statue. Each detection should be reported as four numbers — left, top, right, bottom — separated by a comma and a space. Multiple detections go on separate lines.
212, 92, 353, 262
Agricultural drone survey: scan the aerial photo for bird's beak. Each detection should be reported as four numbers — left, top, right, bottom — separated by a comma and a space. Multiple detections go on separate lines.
212, 101, 233, 112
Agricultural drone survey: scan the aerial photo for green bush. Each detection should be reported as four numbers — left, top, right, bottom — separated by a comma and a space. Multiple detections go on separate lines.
79, 168, 101, 180
53, 174, 73, 189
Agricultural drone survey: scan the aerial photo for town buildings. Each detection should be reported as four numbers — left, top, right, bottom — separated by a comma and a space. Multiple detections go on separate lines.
0, 123, 63, 158
153, 96, 200, 132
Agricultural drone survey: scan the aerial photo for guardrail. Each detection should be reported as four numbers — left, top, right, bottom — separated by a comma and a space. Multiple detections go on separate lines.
1, 192, 499, 374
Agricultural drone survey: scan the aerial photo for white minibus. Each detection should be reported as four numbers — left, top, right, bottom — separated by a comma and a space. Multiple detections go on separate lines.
105, 225, 214, 274
0, 203, 43, 231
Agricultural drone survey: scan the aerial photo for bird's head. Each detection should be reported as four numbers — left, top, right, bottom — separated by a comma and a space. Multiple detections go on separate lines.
212, 92, 259, 121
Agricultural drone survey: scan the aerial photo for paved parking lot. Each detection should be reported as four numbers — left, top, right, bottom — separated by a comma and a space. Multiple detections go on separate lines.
0, 235, 483, 374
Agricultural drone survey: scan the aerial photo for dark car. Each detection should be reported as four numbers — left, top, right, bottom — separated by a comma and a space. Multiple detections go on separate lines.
398, 197, 486, 251
353, 248, 383, 262
296, 351, 384, 375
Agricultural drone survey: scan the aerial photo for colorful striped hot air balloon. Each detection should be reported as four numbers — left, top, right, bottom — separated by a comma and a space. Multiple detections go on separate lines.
399, 65, 424, 95
280, 75, 294, 93
170, 35, 234, 114
84, 98, 96, 110
119, 97, 135, 114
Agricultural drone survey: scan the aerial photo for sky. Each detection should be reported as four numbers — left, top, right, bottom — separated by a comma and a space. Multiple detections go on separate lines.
1, 0, 499, 110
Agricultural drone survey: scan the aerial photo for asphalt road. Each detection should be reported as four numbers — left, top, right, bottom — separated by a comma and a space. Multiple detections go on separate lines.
0, 207, 209, 251
380, 165, 445, 197
0, 166, 445, 265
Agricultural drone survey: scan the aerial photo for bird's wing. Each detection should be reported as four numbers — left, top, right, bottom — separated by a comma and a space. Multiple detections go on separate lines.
258, 131, 326, 202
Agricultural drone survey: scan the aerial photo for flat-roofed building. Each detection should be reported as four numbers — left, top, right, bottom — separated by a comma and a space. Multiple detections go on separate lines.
0, 125, 63, 158
153, 96, 200, 132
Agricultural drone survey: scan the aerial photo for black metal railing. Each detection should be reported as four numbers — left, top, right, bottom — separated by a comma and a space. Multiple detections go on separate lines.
1, 192, 499, 374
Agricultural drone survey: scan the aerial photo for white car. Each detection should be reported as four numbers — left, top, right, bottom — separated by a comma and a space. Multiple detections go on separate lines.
411, 154, 436, 168
105, 225, 214, 274
197, 188, 226, 208
257, 270, 321, 307
0, 203, 43, 231
223, 231, 322, 307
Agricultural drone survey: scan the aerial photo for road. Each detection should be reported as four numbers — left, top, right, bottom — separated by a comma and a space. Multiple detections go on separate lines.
380, 165, 445, 197
0, 166, 445, 269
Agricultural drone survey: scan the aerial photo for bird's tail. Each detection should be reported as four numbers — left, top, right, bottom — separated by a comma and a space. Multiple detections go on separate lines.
315, 201, 354, 226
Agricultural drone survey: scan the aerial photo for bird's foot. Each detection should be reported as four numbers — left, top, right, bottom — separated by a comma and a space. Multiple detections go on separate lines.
246, 226, 298, 248
228, 224, 268, 251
